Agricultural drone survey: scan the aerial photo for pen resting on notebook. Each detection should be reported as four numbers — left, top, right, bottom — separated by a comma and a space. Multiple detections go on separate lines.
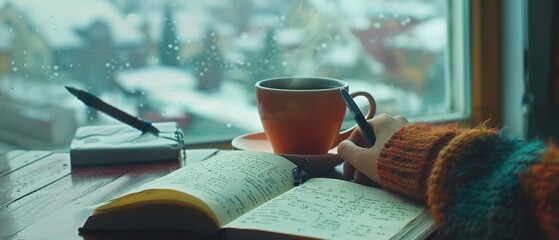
65, 86, 159, 136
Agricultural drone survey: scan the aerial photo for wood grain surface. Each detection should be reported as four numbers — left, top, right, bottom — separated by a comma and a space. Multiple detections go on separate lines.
0, 149, 219, 240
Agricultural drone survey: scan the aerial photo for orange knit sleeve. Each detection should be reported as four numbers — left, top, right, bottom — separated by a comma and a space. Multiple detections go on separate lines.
376, 123, 461, 202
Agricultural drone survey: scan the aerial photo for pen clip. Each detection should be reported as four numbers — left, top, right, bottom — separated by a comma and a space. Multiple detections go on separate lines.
158, 129, 187, 160
175, 130, 187, 160
292, 158, 310, 186
140, 120, 151, 133
340, 88, 359, 117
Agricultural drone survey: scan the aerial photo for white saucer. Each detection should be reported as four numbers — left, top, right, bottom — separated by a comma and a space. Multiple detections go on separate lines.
231, 132, 342, 171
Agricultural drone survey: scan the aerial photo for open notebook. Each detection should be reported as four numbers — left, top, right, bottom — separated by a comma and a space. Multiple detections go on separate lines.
80, 151, 436, 239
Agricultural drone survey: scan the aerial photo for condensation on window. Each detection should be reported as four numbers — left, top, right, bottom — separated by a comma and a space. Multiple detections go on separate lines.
0, 0, 448, 149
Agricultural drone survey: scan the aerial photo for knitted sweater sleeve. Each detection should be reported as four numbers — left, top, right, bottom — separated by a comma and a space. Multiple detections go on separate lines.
376, 123, 461, 202
520, 143, 559, 240
377, 122, 559, 239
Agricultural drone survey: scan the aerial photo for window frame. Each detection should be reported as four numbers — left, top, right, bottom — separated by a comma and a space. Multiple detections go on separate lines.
469, 0, 502, 126
396, 0, 472, 124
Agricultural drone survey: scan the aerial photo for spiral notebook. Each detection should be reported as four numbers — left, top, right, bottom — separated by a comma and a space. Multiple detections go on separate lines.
70, 122, 184, 167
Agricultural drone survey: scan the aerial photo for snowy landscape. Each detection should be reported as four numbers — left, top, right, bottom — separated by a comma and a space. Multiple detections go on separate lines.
0, 0, 447, 147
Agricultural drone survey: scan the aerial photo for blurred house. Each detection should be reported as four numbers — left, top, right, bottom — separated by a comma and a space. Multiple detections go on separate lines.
312, 0, 441, 74
385, 17, 446, 95
0, 0, 146, 92
0, 0, 148, 146
320, 0, 446, 108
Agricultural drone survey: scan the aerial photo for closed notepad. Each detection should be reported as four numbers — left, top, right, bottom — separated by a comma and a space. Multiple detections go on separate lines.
70, 122, 183, 167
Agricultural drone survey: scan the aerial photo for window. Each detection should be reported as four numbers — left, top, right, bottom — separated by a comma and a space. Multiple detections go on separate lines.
0, 0, 468, 149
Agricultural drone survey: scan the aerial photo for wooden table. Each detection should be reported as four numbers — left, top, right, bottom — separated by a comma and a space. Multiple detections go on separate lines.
0, 149, 224, 240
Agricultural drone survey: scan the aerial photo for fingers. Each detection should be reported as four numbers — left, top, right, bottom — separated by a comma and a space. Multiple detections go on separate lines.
347, 126, 370, 147
394, 115, 409, 124
343, 159, 378, 187
354, 170, 379, 187
345, 113, 400, 150
343, 161, 356, 180
369, 113, 404, 134
338, 113, 408, 186
338, 140, 366, 169
338, 139, 379, 183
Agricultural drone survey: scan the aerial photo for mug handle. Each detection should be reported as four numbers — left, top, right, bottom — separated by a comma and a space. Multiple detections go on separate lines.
332, 91, 376, 147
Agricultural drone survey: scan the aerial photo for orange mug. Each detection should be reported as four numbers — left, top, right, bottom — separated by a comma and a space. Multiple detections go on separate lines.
255, 77, 376, 155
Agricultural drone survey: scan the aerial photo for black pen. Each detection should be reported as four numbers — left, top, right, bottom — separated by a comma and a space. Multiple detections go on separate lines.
340, 88, 376, 146
65, 86, 160, 136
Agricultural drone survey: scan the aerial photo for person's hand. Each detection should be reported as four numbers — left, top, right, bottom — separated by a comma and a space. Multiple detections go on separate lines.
337, 114, 408, 186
